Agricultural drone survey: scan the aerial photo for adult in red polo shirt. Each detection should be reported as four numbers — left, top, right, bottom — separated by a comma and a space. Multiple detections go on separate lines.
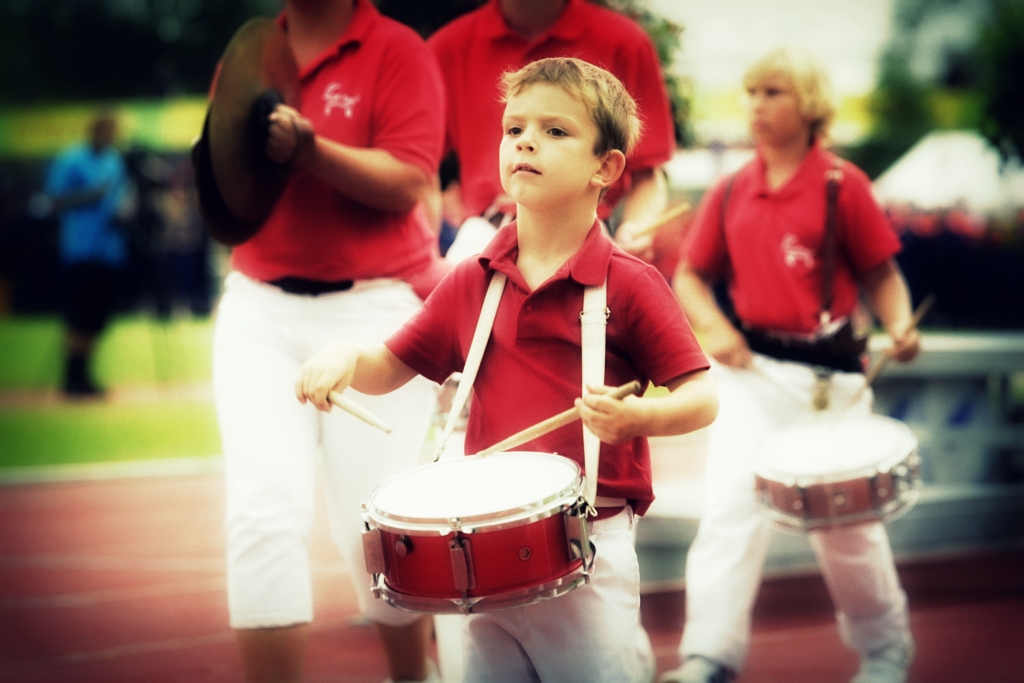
429, 0, 676, 258
664, 48, 921, 683
209, 1, 444, 681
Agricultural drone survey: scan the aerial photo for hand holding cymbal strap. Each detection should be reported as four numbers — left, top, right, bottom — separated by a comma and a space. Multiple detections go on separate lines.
266, 104, 317, 168
194, 18, 300, 246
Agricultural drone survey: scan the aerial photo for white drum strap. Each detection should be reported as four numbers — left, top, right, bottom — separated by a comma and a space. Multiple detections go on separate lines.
580, 281, 609, 510
435, 272, 508, 460
435, 269, 610, 508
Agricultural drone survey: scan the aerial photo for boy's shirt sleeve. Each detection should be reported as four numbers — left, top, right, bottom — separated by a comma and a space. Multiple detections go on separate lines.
385, 262, 468, 385
370, 32, 446, 178
838, 164, 901, 274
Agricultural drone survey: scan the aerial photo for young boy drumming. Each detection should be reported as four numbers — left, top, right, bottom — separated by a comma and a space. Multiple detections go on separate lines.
663, 47, 921, 683
296, 57, 718, 683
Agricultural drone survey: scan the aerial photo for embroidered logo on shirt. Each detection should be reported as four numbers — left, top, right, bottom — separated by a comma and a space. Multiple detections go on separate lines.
323, 83, 361, 118
781, 234, 815, 269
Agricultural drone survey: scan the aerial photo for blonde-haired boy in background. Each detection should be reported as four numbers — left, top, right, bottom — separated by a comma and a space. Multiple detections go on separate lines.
663, 46, 921, 683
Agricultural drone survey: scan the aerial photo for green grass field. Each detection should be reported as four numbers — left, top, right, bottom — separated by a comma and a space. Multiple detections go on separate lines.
5, 316, 1021, 472
0, 315, 221, 469
0, 316, 214, 389
0, 401, 221, 468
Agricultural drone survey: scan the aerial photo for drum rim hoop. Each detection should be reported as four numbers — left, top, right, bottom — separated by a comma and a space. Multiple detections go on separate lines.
755, 416, 918, 482
366, 489, 583, 534
753, 447, 920, 486
372, 564, 589, 614
760, 488, 921, 532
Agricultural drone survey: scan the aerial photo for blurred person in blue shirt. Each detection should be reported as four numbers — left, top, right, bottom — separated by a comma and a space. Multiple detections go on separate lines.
44, 112, 127, 397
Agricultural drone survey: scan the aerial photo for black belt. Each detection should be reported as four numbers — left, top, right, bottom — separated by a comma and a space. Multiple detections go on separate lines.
741, 325, 866, 374
267, 276, 355, 296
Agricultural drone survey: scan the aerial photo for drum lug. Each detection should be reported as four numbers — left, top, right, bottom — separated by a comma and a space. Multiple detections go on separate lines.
449, 536, 476, 592
369, 573, 385, 600
795, 485, 810, 520
362, 527, 386, 576
870, 472, 893, 508
565, 502, 595, 572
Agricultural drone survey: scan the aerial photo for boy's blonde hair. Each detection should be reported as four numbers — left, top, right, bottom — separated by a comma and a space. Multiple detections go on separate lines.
743, 47, 836, 143
502, 57, 642, 157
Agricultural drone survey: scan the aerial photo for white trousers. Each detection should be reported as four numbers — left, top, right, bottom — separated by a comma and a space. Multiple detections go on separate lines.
213, 272, 437, 629
463, 508, 655, 683
681, 355, 913, 671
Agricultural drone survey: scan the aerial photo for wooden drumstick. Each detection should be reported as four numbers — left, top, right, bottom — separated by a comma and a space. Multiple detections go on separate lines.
328, 390, 393, 434
844, 294, 936, 410
477, 381, 643, 457
627, 201, 691, 241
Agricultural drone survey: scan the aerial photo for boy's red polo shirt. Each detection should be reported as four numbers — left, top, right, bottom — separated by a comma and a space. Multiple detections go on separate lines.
428, 0, 675, 219
683, 143, 901, 334
232, 0, 445, 284
387, 222, 709, 515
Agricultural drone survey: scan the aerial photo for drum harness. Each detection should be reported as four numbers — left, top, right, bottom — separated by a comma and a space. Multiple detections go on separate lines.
719, 158, 864, 412
432, 268, 626, 581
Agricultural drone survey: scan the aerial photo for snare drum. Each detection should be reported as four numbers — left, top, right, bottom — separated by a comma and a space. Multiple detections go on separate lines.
754, 415, 921, 531
361, 452, 594, 614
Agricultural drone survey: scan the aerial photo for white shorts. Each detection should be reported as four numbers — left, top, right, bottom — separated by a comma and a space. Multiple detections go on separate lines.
213, 272, 437, 629
462, 507, 655, 683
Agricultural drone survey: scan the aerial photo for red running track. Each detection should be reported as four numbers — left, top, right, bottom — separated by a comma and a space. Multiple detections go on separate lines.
0, 473, 1021, 682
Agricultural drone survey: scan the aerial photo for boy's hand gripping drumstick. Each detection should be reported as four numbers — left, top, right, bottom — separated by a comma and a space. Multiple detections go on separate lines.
476, 381, 642, 457
843, 294, 935, 412
327, 391, 393, 433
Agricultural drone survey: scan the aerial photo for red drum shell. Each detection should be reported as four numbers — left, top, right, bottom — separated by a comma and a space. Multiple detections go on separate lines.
753, 415, 921, 531
362, 452, 591, 613
373, 513, 580, 599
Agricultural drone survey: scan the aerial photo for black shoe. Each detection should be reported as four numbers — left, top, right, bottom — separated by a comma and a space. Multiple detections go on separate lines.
63, 377, 105, 397
63, 356, 104, 397
62, 360, 103, 397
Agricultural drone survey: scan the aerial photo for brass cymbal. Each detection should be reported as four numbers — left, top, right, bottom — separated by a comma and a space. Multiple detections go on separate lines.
201, 18, 300, 242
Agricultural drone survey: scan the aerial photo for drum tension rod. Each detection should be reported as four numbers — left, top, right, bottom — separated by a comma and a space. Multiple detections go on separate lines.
796, 485, 810, 520
449, 536, 476, 593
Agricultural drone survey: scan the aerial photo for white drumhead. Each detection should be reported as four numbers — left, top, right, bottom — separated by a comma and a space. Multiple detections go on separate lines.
369, 452, 580, 521
757, 415, 916, 478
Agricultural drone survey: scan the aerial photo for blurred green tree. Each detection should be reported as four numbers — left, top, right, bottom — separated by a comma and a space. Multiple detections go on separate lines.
0, 0, 280, 103
843, 51, 933, 179
976, 0, 1024, 160
844, 0, 1024, 176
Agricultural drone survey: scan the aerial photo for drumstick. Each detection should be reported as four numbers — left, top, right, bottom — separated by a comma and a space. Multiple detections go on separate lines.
844, 294, 936, 410
477, 381, 642, 457
627, 201, 691, 241
328, 390, 393, 434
